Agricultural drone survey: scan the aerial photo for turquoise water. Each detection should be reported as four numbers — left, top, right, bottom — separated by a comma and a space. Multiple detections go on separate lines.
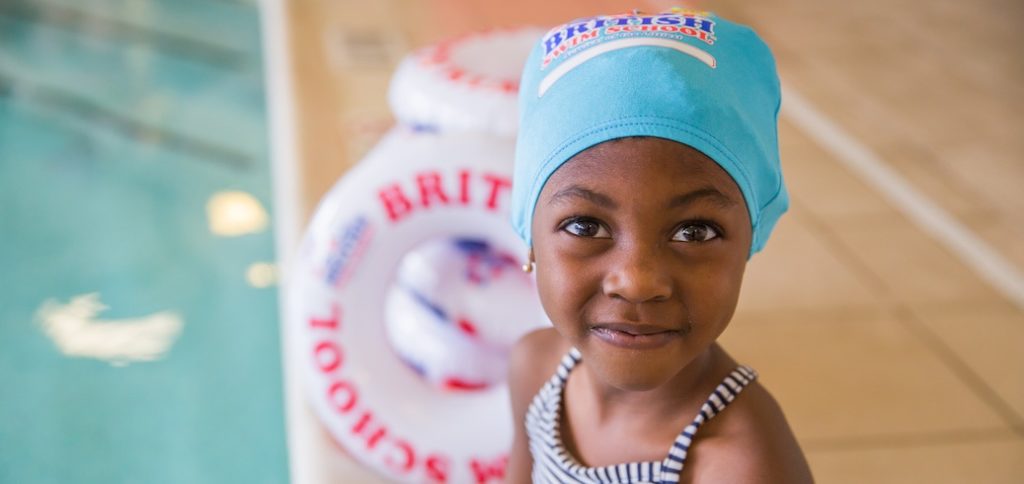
0, 0, 288, 482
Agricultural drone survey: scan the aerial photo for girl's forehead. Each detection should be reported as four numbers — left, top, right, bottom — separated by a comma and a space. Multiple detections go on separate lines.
544, 137, 742, 197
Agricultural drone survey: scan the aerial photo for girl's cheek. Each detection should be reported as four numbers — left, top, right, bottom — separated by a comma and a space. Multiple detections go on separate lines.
551, 237, 609, 262
537, 262, 581, 305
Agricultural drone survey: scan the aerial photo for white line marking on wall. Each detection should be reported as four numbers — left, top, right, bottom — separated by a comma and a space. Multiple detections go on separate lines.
781, 85, 1024, 310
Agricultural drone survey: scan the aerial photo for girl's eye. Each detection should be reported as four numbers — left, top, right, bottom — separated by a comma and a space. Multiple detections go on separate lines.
673, 223, 719, 242
561, 218, 610, 238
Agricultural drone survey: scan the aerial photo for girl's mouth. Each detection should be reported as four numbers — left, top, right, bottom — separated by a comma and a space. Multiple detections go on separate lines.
590, 323, 681, 350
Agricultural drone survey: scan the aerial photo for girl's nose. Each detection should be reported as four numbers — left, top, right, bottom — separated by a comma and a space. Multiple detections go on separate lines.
601, 243, 673, 304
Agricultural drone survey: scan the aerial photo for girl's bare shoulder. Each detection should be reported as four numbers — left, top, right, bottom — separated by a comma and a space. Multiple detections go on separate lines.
505, 328, 570, 484
507, 327, 570, 403
684, 379, 814, 483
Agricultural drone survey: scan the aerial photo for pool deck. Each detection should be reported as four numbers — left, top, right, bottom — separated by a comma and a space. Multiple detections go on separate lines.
274, 0, 1024, 482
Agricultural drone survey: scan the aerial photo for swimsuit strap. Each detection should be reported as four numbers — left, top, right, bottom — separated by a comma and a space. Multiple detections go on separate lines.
525, 348, 758, 483
658, 365, 758, 483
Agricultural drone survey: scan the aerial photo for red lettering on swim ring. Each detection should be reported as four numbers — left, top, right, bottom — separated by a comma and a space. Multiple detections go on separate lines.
379, 170, 513, 223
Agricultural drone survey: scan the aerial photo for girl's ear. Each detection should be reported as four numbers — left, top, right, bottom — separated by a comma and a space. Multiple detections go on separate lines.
522, 247, 535, 273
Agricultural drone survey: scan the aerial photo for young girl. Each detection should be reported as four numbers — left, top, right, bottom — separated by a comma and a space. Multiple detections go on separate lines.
506, 9, 813, 483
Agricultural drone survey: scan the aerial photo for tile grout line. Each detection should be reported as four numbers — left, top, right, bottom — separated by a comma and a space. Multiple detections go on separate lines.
780, 85, 1024, 311
801, 426, 1021, 453
892, 305, 1024, 434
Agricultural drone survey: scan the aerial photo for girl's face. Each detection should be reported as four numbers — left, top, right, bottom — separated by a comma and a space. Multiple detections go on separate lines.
531, 137, 752, 391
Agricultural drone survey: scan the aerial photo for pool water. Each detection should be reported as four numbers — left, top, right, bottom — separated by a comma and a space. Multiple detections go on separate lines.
0, 0, 288, 482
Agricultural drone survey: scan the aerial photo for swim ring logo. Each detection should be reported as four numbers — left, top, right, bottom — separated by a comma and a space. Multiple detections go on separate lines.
324, 215, 374, 288
540, 11, 717, 68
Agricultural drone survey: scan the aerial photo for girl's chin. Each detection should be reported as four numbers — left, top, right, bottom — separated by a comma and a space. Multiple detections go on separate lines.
579, 344, 692, 392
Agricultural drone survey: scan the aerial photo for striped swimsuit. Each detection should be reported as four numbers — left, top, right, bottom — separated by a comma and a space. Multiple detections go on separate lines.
525, 348, 758, 483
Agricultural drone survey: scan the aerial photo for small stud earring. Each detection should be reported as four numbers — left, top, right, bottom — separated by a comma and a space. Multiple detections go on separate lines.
522, 248, 535, 273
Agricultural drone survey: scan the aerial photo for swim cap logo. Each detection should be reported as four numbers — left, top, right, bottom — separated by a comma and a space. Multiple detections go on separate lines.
540, 11, 717, 68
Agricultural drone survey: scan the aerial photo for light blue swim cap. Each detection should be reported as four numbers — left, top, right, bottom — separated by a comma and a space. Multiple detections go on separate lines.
511, 10, 787, 256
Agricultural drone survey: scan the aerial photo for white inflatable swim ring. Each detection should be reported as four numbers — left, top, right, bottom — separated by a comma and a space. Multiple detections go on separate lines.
385, 236, 534, 391
388, 27, 545, 137
290, 127, 546, 483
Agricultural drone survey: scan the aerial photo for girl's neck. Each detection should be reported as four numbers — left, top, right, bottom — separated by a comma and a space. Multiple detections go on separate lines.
574, 344, 732, 424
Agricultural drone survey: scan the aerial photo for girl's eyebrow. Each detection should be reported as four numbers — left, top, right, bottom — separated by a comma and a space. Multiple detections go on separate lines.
551, 185, 737, 210
670, 187, 738, 209
550, 185, 618, 209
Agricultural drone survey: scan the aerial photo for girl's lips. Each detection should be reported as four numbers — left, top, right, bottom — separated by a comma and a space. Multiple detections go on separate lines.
590, 324, 681, 350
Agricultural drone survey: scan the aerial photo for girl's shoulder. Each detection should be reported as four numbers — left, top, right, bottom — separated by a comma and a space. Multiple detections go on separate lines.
682, 375, 815, 483
505, 328, 572, 484
508, 327, 571, 404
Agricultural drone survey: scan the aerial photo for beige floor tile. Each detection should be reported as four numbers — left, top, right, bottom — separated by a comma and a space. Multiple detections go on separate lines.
908, 302, 1024, 420
726, 0, 1024, 285
290, 400, 391, 484
788, 65, 996, 220
290, 1, 347, 219
777, 68, 999, 224
339, 110, 393, 167
337, 71, 395, 163
823, 212, 1010, 307
935, 147, 1024, 219
967, 216, 1024, 271
735, 210, 880, 315
775, 62, 997, 223
807, 436, 1024, 484
719, 313, 1008, 442
778, 120, 895, 219
871, 138, 994, 220
782, 68, 902, 147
